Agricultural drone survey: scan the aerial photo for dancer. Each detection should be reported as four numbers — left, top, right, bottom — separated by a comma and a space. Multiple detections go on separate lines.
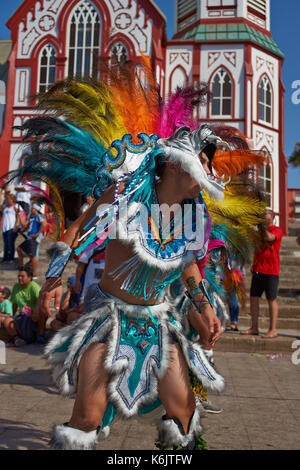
6, 60, 266, 450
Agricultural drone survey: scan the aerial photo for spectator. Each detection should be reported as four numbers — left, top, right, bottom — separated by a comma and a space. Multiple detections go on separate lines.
0, 182, 11, 207
1, 266, 45, 346
0, 193, 21, 264
44, 208, 55, 239
15, 182, 31, 218
17, 203, 46, 279
226, 290, 240, 332
241, 209, 283, 339
74, 247, 105, 303
0, 287, 12, 315
50, 276, 82, 332
11, 266, 41, 315
225, 259, 246, 332
80, 195, 94, 214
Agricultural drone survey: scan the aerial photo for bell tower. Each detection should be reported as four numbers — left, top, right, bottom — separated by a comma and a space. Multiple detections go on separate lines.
175, 0, 270, 34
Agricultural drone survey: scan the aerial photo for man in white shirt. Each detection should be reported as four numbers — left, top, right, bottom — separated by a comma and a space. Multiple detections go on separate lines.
15, 183, 31, 217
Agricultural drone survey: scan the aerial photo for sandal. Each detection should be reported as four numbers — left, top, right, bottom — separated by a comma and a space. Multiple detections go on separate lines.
225, 325, 239, 332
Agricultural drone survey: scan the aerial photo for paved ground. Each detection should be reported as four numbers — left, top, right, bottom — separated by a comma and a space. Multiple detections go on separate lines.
1, 343, 300, 451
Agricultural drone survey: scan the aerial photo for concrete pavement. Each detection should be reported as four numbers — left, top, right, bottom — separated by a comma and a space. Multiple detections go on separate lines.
1, 344, 300, 450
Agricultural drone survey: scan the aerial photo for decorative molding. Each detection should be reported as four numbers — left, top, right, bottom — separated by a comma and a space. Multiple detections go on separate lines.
39, 15, 56, 32
256, 56, 274, 78
208, 52, 221, 68
256, 56, 265, 71
21, 27, 40, 56
108, 0, 127, 13
48, 0, 65, 14
266, 134, 274, 152
224, 51, 236, 68
255, 130, 264, 147
115, 12, 132, 29
129, 24, 147, 53
266, 61, 274, 78
169, 52, 190, 65
181, 52, 190, 64
170, 52, 178, 64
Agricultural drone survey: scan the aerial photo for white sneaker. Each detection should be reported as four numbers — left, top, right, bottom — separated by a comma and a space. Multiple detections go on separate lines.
200, 399, 222, 414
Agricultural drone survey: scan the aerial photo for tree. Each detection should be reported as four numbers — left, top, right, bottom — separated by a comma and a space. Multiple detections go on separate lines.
289, 142, 300, 167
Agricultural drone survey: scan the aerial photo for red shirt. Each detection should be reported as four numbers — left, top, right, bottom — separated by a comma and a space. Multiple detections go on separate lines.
252, 225, 283, 276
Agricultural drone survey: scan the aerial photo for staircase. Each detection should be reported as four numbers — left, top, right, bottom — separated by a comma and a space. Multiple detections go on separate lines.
0, 236, 299, 352
215, 236, 300, 353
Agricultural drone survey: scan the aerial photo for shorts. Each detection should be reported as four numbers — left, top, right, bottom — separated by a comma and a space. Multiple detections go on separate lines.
14, 314, 38, 343
19, 239, 38, 257
250, 272, 279, 300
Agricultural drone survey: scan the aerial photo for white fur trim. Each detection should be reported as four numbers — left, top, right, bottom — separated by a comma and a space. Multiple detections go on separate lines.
46, 241, 71, 258
116, 201, 207, 272
50, 424, 100, 450
157, 408, 202, 448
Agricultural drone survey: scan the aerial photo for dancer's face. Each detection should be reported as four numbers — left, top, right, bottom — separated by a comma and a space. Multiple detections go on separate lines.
181, 150, 212, 199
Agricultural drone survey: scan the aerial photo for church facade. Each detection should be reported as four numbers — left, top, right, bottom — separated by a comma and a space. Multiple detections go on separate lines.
0, 0, 288, 233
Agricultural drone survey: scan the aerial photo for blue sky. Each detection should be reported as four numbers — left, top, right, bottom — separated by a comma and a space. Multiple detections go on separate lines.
1, 0, 299, 187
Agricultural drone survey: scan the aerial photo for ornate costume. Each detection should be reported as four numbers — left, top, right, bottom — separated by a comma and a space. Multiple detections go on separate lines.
4, 58, 267, 450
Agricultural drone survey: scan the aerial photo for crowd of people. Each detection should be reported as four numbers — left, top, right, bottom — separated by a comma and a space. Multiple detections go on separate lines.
0, 184, 97, 346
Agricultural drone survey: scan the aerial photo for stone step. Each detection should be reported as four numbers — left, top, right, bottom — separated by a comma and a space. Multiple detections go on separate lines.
215, 329, 299, 353
241, 304, 300, 318
236, 315, 300, 330
242, 297, 300, 308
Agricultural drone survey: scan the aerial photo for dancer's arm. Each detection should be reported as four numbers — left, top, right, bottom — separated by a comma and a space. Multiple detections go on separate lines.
37, 184, 120, 317
181, 262, 222, 347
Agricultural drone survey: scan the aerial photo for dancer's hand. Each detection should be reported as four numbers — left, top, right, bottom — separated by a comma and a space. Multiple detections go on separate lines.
200, 304, 222, 347
36, 277, 63, 318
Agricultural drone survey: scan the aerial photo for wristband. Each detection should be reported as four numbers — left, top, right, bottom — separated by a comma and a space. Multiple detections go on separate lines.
185, 280, 212, 313
45, 242, 72, 279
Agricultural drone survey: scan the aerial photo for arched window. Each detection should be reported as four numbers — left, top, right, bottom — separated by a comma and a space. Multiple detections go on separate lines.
211, 68, 232, 117
110, 42, 128, 66
259, 163, 272, 208
39, 44, 57, 92
170, 66, 187, 94
258, 75, 272, 124
68, 0, 101, 78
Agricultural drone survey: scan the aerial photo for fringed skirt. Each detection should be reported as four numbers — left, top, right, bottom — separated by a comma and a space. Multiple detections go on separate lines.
45, 284, 225, 426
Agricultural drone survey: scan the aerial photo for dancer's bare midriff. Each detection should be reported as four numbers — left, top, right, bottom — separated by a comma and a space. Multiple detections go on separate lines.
99, 239, 166, 306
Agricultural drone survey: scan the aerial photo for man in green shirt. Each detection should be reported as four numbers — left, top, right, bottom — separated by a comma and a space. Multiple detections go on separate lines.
11, 268, 41, 315
0, 267, 45, 346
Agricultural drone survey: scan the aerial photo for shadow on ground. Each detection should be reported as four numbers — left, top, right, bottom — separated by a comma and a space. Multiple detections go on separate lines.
0, 418, 50, 450
0, 367, 58, 395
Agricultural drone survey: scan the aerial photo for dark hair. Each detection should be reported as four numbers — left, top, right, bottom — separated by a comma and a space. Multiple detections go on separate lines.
266, 209, 275, 219
0, 287, 11, 299
19, 266, 33, 278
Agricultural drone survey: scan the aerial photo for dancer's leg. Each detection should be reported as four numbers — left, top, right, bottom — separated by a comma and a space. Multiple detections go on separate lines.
158, 343, 195, 434
156, 344, 203, 449
68, 342, 110, 432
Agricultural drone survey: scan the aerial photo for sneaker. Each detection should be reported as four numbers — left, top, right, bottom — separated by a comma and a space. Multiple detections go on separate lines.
14, 337, 26, 347
199, 399, 223, 414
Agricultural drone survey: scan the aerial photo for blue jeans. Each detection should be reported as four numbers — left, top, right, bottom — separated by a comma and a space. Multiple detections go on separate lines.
2, 229, 17, 261
228, 290, 239, 325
